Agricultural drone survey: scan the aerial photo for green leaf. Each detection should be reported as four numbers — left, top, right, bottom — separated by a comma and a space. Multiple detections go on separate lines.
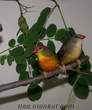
0, 55, 7, 65
32, 68, 41, 77
55, 29, 68, 43
19, 71, 29, 80
8, 39, 16, 48
16, 64, 27, 74
18, 15, 29, 33
32, 69, 41, 84
46, 24, 57, 37
80, 59, 91, 72
77, 76, 88, 86
68, 71, 78, 86
7, 55, 14, 65
28, 7, 51, 41
80, 74, 92, 86
37, 7, 51, 26
55, 27, 76, 43
17, 34, 25, 44
27, 84, 42, 101
74, 83, 89, 99
68, 71, 91, 86
30, 56, 39, 69
29, 23, 41, 40
9, 46, 24, 57
24, 47, 34, 58
38, 27, 46, 39
47, 40, 56, 53
23, 32, 37, 49
15, 55, 26, 64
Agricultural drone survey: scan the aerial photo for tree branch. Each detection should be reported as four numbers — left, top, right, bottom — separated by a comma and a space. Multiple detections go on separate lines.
0, 56, 88, 92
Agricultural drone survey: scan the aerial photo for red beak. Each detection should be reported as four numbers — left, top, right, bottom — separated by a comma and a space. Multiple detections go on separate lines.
79, 34, 86, 39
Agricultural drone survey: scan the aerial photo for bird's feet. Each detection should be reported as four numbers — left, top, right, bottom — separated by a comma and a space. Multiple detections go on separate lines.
43, 70, 58, 78
43, 72, 48, 78
76, 59, 81, 70
43, 72, 54, 78
59, 64, 67, 75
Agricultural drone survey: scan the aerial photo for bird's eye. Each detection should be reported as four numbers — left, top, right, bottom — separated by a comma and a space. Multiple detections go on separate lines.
39, 46, 42, 49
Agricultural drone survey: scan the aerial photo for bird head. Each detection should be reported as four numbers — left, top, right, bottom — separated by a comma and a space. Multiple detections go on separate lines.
78, 34, 86, 40
32, 43, 48, 55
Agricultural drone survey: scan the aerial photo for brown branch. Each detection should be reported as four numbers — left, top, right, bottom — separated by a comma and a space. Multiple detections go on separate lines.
0, 56, 88, 92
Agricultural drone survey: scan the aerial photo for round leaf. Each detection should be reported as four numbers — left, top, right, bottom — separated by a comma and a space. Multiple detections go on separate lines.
81, 74, 92, 86
38, 27, 46, 39
68, 71, 78, 86
27, 84, 42, 101
46, 24, 57, 37
7, 55, 14, 65
80, 59, 91, 72
23, 32, 37, 49
8, 39, 16, 47
19, 71, 29, 80
0, 55, 6, 65
16, 64, 27, 74
74, 83, 89, 99
47, 40, 56, 53
77, 76, 88, 86
32, 69, 41, 77
10, 46, 24, 57
15, 55, 26, 64
55, 29, 71, 43
17, 34, 25, 44
30, 56, 39, 69
24, 47, 34, 58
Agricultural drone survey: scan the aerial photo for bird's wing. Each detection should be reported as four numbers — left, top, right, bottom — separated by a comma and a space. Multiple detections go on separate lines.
57, 44, 66, 58
57, 38, 77, 58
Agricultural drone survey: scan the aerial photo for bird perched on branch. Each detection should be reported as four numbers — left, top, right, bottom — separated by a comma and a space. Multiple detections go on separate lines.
32, 34, 86, 77
32, 43, 60, 77
57, 34, 86, 65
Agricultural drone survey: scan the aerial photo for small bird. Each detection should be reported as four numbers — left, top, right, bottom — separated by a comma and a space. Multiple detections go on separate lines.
57, 34, 86, 65
32, 43, 60, 77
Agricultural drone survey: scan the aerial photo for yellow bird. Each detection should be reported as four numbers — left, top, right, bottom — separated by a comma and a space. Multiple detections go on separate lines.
32, 43, 60, 74
57, 34, 86, 65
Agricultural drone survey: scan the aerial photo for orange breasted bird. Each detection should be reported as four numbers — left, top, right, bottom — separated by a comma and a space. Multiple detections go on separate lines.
57, 34, 86, 65
32, 43, 60, 77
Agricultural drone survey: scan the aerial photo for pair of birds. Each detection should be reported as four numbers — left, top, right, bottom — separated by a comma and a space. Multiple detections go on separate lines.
32, 34, 86, 77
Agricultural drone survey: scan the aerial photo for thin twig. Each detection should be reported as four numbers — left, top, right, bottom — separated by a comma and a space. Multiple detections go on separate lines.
16, 0, 23, 16
51, 0, 68, 30
0, 44, 21, 55
0, 56, 88, 92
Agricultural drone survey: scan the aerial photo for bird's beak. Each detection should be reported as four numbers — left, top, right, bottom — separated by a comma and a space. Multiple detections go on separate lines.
79, 34, 86, 40
32, 48, 37, 55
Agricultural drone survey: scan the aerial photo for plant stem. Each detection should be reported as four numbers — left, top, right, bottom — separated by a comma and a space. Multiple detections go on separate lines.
51, 0, 68, 30
0, 57, 88, 92
69, 68, 90, 75
0, 44, 21, 55
16, 0, 23, 16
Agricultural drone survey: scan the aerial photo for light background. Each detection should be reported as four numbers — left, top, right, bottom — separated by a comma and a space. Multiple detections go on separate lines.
0, 0, 92, 110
